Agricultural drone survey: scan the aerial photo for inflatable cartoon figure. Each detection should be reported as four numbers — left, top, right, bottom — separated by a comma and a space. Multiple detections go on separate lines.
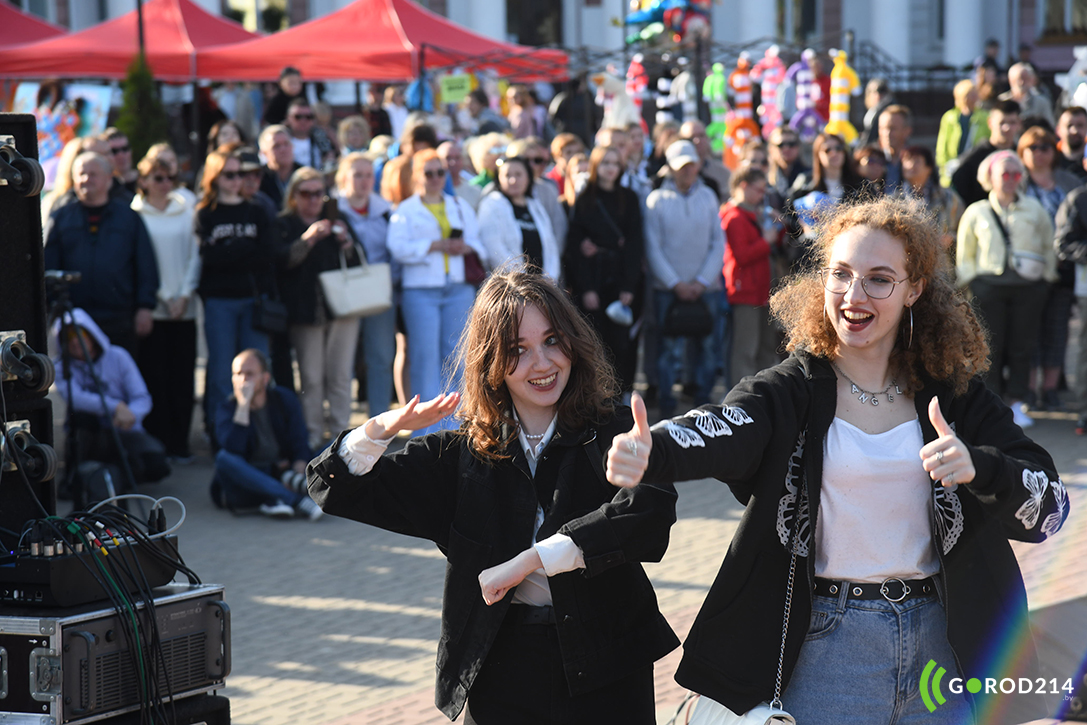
624, 0, 711, 43
703, 62, 729, 153
626, 54, 650, 133
750, 44, 787, 138
592, 71, 642, 129
787, 48, 825, 143
724, 53, 762, 169
823, 49, 861, 144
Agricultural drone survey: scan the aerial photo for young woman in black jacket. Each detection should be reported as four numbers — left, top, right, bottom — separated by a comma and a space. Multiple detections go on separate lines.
307, 267, 678, 724
606, 196, 1068, 724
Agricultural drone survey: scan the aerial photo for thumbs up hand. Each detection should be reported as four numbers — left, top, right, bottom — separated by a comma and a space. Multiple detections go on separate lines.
920, 397, 976, 488
607, 392, 653, 488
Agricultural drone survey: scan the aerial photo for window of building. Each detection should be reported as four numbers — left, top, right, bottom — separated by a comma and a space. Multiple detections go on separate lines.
776, 0, 819, 43
8, 0, 54, 22
1040, 0, 1087, 37
507, 0, 562, 46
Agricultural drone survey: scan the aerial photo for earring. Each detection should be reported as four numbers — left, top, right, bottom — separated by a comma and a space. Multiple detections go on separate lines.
907, 305, 914, 350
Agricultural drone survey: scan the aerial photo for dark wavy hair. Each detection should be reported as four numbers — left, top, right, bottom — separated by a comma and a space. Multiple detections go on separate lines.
454, 264, 620, 461
770, 196, 989, 395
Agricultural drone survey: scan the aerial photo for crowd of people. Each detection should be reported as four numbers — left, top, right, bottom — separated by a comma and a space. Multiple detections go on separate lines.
42, 53, 1087, 521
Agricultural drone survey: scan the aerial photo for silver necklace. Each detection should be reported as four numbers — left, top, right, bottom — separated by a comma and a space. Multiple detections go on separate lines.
832, 362, 901, 406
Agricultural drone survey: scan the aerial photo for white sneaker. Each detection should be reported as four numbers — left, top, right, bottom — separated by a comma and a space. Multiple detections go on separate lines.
259, 502, 294, 519
1011, 401, 1034, 428
295, 496, 324, 521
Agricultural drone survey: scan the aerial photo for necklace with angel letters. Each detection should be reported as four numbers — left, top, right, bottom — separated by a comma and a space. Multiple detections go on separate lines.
832, 362, 901, 406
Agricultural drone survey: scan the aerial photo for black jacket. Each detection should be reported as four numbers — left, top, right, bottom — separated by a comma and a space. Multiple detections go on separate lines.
276, 213, 361, 325
642, 353, 1068, 717
307, 409, 680, 721
951, 139, 999, 207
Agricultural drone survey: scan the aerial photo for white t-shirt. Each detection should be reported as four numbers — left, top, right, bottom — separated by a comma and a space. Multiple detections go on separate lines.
816, 417, 939, 583
290, 136, 313, 168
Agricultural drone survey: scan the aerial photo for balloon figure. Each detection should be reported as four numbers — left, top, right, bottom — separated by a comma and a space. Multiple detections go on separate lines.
750, 44, 787, 139
703, 62, 729, 154
787, 48, 825, 143
623, 0, 711, 44
724, 53, 762, 169
626, 54, 650, 133
823, 49, 861, 145
592, 71, 642, 130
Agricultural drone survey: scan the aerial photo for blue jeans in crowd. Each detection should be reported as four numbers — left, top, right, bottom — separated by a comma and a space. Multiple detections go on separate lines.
213, 450, 302, 510
359, 305, 397, 417
654, 290, 719, 419
400, 282, 476, 435
203, 297, 269, 434
780, 590, 973, 724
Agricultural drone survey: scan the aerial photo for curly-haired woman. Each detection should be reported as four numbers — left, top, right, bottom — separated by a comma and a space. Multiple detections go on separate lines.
605, 196, 1068, 724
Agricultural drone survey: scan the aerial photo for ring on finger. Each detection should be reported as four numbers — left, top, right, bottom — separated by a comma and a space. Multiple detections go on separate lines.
936, 450, 944, 464
945, 470, 955, 484
627, 440, 639, 457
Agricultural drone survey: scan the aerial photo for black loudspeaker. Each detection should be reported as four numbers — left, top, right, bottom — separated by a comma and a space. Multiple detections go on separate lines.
96, 695, 231, 724
0, 113, 56, 543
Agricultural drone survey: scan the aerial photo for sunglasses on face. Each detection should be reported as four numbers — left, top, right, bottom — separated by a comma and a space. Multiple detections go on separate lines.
291, 113, 315, 121
111, 145, 131, 155
220, 171, 241, 181
151, 174, 176, 183
424, 168, 447, 179
528, 156, 548, 165
1001, 170, 1023, 180
776, 140, 800, 149
295, 188, 325, 200
822, 146, 844, 154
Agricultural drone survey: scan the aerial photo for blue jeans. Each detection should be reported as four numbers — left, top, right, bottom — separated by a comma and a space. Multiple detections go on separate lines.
654, 290, 719, 418
213, 450, 301, 509
400, 283, 475, 435
203, 297, 269, 431
359, 306, 397, 417
780, 591, 974, 725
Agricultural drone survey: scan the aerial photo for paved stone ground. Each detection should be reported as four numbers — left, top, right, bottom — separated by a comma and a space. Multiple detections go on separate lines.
48, 391, 1086, 725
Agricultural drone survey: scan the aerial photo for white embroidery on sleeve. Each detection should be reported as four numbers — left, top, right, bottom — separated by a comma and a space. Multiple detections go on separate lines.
1040, 477, 1068, 537
1015, 470, 1050, 531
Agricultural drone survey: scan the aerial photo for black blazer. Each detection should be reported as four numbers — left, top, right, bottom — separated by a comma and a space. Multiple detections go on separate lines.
276, 212, 361, 325
307, 409, 680, 720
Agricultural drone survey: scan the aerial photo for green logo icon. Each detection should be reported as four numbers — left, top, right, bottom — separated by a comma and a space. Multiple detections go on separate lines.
921, 660, 982, 711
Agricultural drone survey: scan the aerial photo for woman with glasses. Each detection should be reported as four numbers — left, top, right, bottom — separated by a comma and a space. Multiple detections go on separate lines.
388, 150, 486, 435
1018, 127, 1080, 412
604, 195, 1067, 725
478, 156, 560, 279
564, 145, 644, 396
195, 147, 278, 439
277, 167, 363, 451
132, 152, 200, 461
957, 150, 1058, 428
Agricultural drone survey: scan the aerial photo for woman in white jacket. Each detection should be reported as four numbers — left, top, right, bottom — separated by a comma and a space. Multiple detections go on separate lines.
477, 156, 561, 282
387, 149, 486, 435
131, 154, 201, 460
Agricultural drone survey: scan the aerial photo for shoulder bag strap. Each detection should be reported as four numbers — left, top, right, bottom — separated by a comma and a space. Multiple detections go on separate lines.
594, 198, 626, 242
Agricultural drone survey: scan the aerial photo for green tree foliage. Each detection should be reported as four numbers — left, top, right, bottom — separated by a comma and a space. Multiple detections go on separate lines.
114, 53, 169, 162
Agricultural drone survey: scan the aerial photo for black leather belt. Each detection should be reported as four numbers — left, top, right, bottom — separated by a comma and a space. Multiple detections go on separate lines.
507, 604, 557, 626
813, 576, 937, 602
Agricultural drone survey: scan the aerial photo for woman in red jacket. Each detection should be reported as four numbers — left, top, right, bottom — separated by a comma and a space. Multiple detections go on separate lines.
721, 165, 780, 382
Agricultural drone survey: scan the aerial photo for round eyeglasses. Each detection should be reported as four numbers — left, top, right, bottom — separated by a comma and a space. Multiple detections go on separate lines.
819, 267, 907, 299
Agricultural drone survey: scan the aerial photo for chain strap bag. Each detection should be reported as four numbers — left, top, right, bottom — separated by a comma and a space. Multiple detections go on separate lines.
318, 243, 393, 319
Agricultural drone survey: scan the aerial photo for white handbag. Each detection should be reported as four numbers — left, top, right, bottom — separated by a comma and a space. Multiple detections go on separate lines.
318, 245, 392, 319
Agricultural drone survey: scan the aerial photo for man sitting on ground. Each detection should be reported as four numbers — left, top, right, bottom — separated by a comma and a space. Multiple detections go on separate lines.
212, 349, 322, 520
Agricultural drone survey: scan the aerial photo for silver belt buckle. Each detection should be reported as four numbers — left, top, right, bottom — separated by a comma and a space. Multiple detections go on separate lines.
880, 577, 911, 602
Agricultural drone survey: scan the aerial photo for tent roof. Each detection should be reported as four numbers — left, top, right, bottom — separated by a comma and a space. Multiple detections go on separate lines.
0, 4, 66, 48
197, 0, 567, 82
0, 0, 257, 81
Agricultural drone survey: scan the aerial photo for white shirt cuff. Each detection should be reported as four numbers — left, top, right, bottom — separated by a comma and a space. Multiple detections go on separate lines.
534, 533, 585, 576
338, 424, 392, 476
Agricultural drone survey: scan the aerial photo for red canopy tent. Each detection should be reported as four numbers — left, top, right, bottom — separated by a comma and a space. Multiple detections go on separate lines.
0, 4, 66, 48
197, 0, 567, 82
0, 0, 257, 81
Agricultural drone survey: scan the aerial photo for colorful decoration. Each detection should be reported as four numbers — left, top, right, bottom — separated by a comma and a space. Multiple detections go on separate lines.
823, 49, 861, 144
623, 0, 711, 44
750, 44, 787, 139
787, 48, 825, 143
626, 54, 650, 133
724, 53, 762, 169
592, 71, 642, 129
703, 62, 729, 153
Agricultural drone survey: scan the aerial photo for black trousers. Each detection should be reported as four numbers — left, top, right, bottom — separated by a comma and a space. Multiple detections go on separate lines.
137, 319, 196, 457
69, 412, 170, 486
464, 605, 656, 725
969, 276, 1047, 400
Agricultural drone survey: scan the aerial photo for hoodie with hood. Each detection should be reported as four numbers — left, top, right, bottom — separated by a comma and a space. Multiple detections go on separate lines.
53, 308, 152, 432
131, 191, 201, 321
